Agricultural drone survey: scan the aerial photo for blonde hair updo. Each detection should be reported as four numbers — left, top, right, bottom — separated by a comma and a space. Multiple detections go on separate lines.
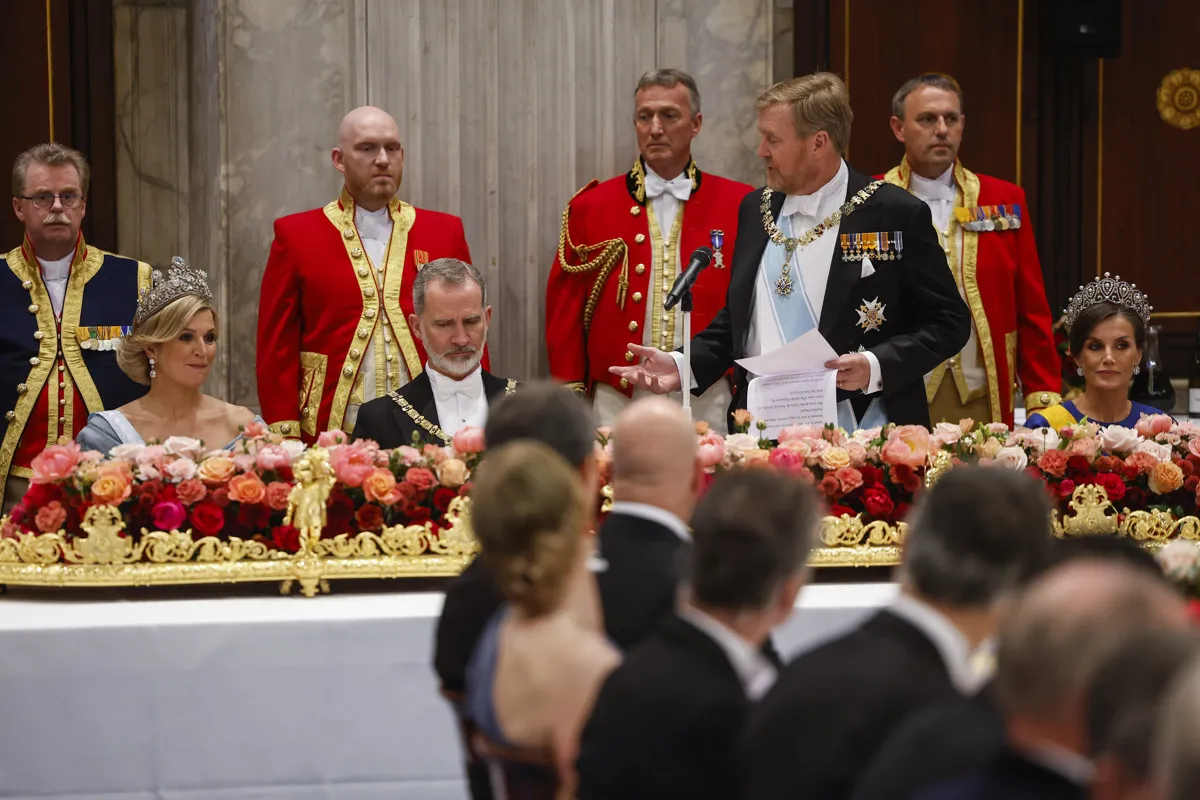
117, 294, 218, 385
470, 440, 588, 617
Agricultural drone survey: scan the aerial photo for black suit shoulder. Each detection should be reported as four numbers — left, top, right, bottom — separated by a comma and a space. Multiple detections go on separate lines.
577, 615, 748, 800
434, 557, 505, 694
740, 611, 958, 800
595, 513, 687, 651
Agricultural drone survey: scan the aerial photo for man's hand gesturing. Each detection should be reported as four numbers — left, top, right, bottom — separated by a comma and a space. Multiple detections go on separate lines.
608, 343, 683, 394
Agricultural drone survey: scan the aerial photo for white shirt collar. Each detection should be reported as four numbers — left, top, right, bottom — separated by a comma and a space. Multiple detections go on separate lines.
1019, 742, 1096, 786
779, 159, 849, 218
425, 363, 484, 398
677, 604, 777, 700
908, 164, 956, 201
354, 203, 393, 241
37, 253, 72, 282
608, 501, 690, 542
888, 593, 987, 694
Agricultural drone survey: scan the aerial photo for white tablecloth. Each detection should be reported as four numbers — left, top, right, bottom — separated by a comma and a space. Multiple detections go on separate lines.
0, 582, 897, 799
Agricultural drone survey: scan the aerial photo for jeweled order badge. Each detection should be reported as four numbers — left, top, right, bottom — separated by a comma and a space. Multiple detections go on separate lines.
710, 229, 725, 269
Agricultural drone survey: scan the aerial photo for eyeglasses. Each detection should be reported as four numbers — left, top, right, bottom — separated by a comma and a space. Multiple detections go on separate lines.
16, 192, 83, 210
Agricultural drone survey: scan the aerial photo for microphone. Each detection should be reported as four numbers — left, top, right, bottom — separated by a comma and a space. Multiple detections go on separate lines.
663, 246, 714, 310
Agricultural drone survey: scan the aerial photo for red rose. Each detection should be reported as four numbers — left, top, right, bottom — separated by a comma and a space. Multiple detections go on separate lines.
190, 501, 225, 536
888, 464, 921, 493
1058, 479, 1077, 498
236, 502, 272, 532
894, 501, 912, 521
270, 524, 300, 553
1187, 475, 1200, 494
1066, 455, 1092, 480
829, 503, 856, 518
1125, 486, 1148, 509
433, 487, 457, 513
210, 487, 231, 508
408, 506, 432, 525
862, 486, 895, 519
1096, 472, 1126, 502
396, 481, 420, 502
355, 504, 384, 532
324, 491, 355, 536
1121, 463, 1141, 482
136, 479, 164, 499
22, 481, 61, 509
859, 465, 884, 485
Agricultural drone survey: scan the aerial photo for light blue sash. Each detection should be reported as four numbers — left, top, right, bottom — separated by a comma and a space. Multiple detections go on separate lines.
761, 216, 819, 342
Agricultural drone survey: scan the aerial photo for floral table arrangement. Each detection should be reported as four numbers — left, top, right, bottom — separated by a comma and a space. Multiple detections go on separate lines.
3, 412, 1199, 595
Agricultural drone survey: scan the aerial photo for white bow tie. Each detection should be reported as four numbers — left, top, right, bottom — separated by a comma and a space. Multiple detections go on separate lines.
645, 172, 692, 202
780, 193, 821, 219
434, 377, 482, 404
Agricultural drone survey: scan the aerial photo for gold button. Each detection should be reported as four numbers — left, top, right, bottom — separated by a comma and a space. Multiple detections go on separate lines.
17, 383, 26, 394
633, 292, 643, 303
630, 205, 641, 216
386, 354, 394, 362
22, 280, 32, 290
662, 315, 669, 322
343, 366, 354, 377
33, 331, 44, 340
364, 287, 375, 297
29, 357, 39, 366
349, 348, 361, 359
28, 304, 38, 314
634, 233, 646, 244
625, 350, 634, 363
343, 228, 355, 239
1040, 393, 1050, 405
58, 396, 65, 405
364, 309, 376, 318
58, 416, 65, 425
358, 267, 369, 277
948, 357, 957, 367
628, 321, 639, 332
620, 378, 629, 389
58, 364, 65, 372
350, 247, 363, 259
4, 411, 13, 422
388, 372, 397, 382
357, 328, 369, 340
281, 423, 292, 434
58, 382, 64, 389
635, 263, 645, 275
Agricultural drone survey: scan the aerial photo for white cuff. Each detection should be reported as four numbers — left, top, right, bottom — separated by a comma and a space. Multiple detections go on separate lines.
863, 350, 883, 394
667, 351, 698, 390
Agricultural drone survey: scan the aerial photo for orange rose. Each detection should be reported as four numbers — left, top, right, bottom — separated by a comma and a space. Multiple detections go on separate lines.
196, 455, 237, 485
437, 458, 470, 489
227, 472, 267, 505
91, 472, 132, 505
362, 468, 398, 503
1149, 461, 1185, 495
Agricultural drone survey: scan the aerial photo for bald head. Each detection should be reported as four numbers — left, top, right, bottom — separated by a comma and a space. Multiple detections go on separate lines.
996, 559, 1187, 723
332, 106, 404, 211
611, 398, 701, 518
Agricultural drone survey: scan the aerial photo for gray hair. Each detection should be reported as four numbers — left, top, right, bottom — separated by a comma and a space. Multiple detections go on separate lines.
12, 142, 91, 196
1155, 656, 1200, 800
412, 257, 487, 315
891, 73, 964, 119
636, 68, 702, 117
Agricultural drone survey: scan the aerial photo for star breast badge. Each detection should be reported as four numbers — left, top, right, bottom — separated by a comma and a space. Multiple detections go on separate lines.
856, 297, 886, 332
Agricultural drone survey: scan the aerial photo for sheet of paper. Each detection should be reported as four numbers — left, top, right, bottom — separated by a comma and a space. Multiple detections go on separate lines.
746, 370, 839, 438
735, 328, 840, 377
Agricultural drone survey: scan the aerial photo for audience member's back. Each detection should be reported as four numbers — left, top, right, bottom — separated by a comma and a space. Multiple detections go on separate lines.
739, 466, 1055, 800
1153, 655, 1200, 800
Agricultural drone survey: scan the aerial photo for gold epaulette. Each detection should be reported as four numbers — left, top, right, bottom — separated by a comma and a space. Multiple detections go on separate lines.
269, 420, 301, 439
555, 180, 630, 331
1025, 390, 1062, 413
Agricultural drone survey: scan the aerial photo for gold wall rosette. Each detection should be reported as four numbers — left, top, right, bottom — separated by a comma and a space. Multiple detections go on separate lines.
1157, 68, 1200, 130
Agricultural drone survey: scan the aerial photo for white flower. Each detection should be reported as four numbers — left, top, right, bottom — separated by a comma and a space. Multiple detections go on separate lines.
851, 426, 883, 444
280, 439, 307, 460
1098, 425, 1143, 454
163, 436, 205, 460
1010, 426, 1059, 455
933, 422, 964, 445
163, 457, 198, 481
109, 443, 146, 462
1134, 440, 1172, 462
1157, 540, 1200, 582
723, 433, 760, 458
993, 445, 1029, 471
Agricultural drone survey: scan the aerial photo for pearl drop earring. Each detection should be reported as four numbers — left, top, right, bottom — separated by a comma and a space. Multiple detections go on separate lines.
1076, 367, 1083, 377
149, 358, 157, 379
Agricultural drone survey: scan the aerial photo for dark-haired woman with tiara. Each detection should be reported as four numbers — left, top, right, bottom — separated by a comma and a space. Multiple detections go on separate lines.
1026, 273, 1158, 430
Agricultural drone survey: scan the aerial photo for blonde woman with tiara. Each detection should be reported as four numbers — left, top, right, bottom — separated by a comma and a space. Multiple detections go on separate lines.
75, 257, 260, 453
464, 440, 621, 800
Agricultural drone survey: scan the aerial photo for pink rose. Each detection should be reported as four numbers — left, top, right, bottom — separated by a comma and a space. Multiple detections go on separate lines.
164, 457, 198, 482
881, 425, 931, 469
317, 430, 349, 448
1135, 413, 1174, 438
834, 466, 863, 495
768, 447, 805, 473
30, 443, 83, 484
265, 481, 292, 511
805, 439, 831, 466
452, 426, 486, 454
732, 409, 754, 430
1134, 440, 1172, 463
933, 421, 964, 446
330, 444, 376, 488
162, 436, 204, 460
438, 459, 470, 489
255, 444, 292, 472
697, 432, 726, 469
176, 479, 207, 505
779, 438, 812, 460
845, 441, 868, 467
362, 468, 398, 503
34, 501, 67, 533
986, 422, 1009, 435
395, 446, 423, 466
958, 418, 976, 434
1188, 437, 1200, 460
405, 467, 438, 492
151, 500, 187, 531
423, 444, 450, 465
778, 424, 824, 443
242, 419, 269, 440
109, 443, 146, 461
1126, 451, 1161, 475
1066, 437, 1100, 462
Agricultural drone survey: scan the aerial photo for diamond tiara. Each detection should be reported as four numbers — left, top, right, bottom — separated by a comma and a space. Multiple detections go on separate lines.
1062, 272, 1153, 331
133, 256, 215, 327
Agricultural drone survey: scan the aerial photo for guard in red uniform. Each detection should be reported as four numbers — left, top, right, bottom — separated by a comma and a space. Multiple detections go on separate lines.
883, 73, 1059, 426
257, 106, 480, 442
1, 144, 149, 510
545, 69, 752, 430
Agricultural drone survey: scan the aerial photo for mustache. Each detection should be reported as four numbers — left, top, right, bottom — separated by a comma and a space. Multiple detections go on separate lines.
43, 213, 71, 225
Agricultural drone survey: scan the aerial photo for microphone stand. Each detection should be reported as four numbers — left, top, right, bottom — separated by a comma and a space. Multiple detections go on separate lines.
680, 288, 693, 418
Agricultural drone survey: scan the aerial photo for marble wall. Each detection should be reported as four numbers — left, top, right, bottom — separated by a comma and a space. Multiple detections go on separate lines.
115, 0, 776, 410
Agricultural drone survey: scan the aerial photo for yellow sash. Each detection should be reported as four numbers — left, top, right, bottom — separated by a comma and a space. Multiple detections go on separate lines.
1033, 403, 1081, 430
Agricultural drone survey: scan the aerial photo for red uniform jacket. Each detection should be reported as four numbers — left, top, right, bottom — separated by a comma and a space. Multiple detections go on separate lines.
545, 157, 752, 396
256, 189, 478, 442
883, 158, 1060, 425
